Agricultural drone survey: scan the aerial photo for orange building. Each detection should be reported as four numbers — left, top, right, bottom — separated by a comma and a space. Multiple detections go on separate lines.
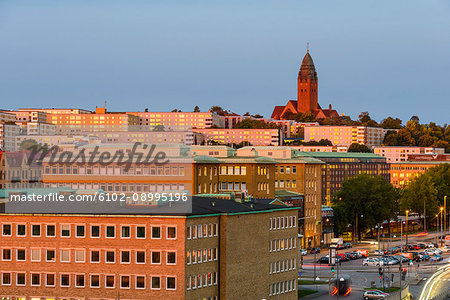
390, 161, 449, 187
271, 51, 339, 120
0, 197, 299, 299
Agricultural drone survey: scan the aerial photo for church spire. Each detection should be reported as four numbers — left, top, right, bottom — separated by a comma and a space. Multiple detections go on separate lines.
299, 52, 317, 82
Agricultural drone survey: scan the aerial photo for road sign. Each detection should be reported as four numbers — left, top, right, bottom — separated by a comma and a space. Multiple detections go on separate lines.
298, 272, 302, 277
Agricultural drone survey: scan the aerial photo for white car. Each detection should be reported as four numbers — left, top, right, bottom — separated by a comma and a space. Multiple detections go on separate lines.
363, 258, 381, 266
441, 246, 450, 253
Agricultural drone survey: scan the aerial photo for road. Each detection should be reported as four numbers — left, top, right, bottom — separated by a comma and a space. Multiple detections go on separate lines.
299, 233, 450, 299
419, 263, 450, 300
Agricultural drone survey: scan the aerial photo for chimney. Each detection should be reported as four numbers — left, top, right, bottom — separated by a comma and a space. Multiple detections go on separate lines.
329, 104, 332, 110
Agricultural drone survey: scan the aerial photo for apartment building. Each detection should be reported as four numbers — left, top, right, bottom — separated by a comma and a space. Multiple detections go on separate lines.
193, 154, 277, 199
237, 146, 323, 248
373, 146, 445, 163
0, 123, 22, 152
194, 128, 282, 146
0, 197, 299, 299
32, 108, 141, 135
15, 135, 97, 151
390, 161, 449, 187
4, 151, 42, 189
295, 145, 348, 152
128, 111, 225, 130
304, 125, 386, 147
42, 144, 194, 195
85, 131, 203, 146
296, 152, 390, 205
0, 151, 5, 189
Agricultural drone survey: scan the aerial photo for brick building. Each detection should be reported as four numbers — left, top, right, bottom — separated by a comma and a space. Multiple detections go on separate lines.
296, 152, 390, 205
0, 197, 299, 299
271, 51, 339, 120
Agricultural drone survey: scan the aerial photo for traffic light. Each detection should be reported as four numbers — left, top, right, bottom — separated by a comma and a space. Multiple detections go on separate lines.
331, 267, 335, 275
378, 267, 383, 276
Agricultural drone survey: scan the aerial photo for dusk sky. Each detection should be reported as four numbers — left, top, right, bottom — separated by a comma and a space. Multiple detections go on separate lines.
1, 0, 449, 124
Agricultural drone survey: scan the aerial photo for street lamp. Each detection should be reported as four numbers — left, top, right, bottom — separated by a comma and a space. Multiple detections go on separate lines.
440, 207, 444, 246
405, 210, 409, 248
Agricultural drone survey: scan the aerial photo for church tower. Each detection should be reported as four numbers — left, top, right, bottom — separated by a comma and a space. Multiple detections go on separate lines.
297, 51, 319, 113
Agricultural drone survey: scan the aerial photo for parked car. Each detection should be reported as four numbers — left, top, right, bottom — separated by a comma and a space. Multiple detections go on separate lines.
345, 242, 352, 249
337, 253, 348, 261
310, 248, 321, 254
427, 242, 437, 248
363, 290, 390, 300
300, 249, 308, 256
393, 255, 411, 263
418, 243, 427, 249
411, 244, 420, 250
442, 246, 450, 253
429, 255, 443, 262
317, 257, 329, 264
363, 258, 381, 266
380, 256, 399, 265
345, 252, 356, 260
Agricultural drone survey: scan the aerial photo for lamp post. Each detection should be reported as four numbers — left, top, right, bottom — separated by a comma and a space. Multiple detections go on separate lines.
440, 207, 444, 246
405, 210, 409, 248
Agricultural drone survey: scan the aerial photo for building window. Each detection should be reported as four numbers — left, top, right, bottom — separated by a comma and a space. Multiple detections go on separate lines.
75, 249, 85, 263
106, 251, 115, 263
91, 225, 100, 238
152, 226, 161, 239
106, 226, 115, 238
167, 252, 176, 265
136, 276, 146, 289
105, 275, 115, 288
2, 273, 11, 286
46, 225, 55, 237
90, 275, 100, 288
120, 275, 130, 289
75, 274, 85, 287
151, 251, 161, 264
2, 224, 11, 236
121, 226, 130, 238
60, 249, 70, 262
151, 276, 161, 290
166, 277, 176, 290
17, 224, 26, 236
76, 225, 85, 237
60, 274, 70, 287
61, 224, 70, 237
31, 224, 40, 237
121, 251, 130, 263
46, 249, 55, 262
136, 226, 146, 238
31, 248, 41, 262
46, 273, 55, 287
17, 249, 26, 261
16, 273, 26, 286
90, 250, 100, 263
136, 251, 146, 264
167, 227, 176, 239
2, 249, 11, 261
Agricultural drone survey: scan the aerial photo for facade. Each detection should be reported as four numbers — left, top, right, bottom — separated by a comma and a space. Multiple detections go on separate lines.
128, 111, 225, 130
84, 131, 203, 146
271, 51, 339, 120
223, 113, 243, 128
15, 135, 96, 151
194, 128, 281, 146
237, 146, 323, 248
42, 144, 194, 195
304, 125, 386, 147
0, 123, 22, 152
38, 108, 141, 134
390, 161, 449, 187
0, 197, 299, 299
295, 145, 348, 153
0, 151, 5, 189
4, 151, 42, 189
373, 146, 446, 163
296, 152, 390, 205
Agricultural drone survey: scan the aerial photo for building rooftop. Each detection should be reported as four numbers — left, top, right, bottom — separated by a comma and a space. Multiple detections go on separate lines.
296, 152, 385, 159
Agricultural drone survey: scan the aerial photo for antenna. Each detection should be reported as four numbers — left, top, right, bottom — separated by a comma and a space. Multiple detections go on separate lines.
307, 42, 310, 53
104, 100, 107, 108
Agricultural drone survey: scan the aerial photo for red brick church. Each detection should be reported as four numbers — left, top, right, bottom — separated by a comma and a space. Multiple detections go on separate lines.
271, 51, 339, 120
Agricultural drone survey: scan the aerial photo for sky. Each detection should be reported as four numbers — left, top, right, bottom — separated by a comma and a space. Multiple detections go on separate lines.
0, 0, 449, 125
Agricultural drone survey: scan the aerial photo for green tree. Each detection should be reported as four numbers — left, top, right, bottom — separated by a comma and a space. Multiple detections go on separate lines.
402, 173, 439, 229
380, 117, 402, 129
332, 174, 399, 240
234, 118, 277, 129
19, 139, 41, 150
152, 125, 165, 132
348, 143, 372, 153
210, 106, 226, 116
193, 106, 200, 112
294, 112, 317, 122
